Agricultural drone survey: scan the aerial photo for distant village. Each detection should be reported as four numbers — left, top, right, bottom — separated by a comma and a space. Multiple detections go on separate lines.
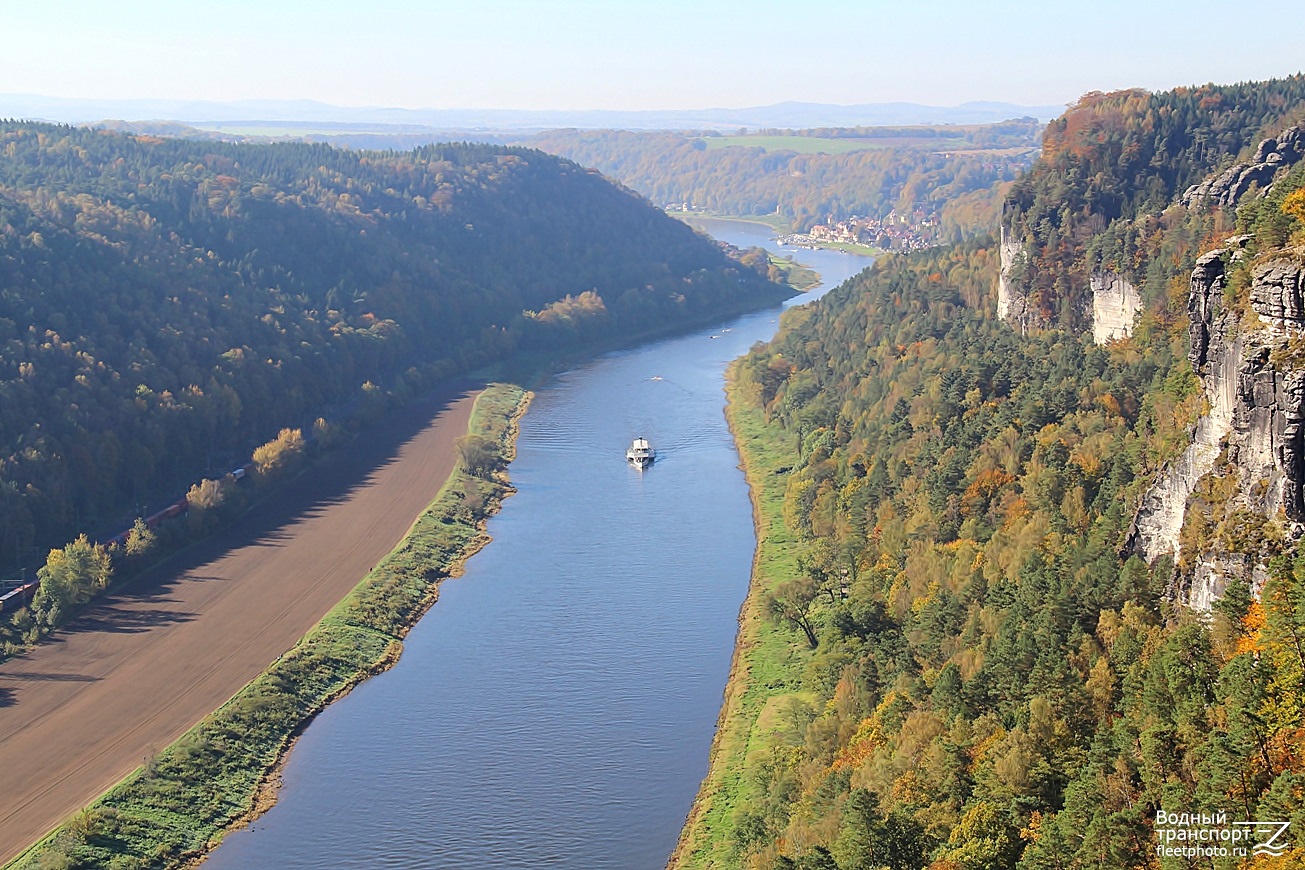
778, 209, 940, 252
666, 203, 942, 253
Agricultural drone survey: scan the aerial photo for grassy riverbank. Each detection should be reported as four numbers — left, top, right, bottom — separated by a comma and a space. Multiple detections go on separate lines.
673, 212, 794, 234
4, 383, 529, 870
668, 369, 813, 870
768, 254, 821, 292
796, 239, 882, 257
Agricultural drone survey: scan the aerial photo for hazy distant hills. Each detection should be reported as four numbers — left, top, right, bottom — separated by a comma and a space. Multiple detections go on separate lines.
0, 93, 1067, 132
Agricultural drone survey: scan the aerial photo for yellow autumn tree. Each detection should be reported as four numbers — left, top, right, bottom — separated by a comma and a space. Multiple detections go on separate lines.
252, 428, 305, 478
30, 535, 113, 627
1282, 187, 1305, 242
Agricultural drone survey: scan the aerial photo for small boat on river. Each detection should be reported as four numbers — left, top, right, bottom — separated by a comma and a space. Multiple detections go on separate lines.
627, 437, 655, 468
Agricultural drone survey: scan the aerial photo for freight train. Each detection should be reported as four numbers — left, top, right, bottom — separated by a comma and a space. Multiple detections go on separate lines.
0, 581, 39, 613
0, 462, 256, 614
100, 497, 189, 548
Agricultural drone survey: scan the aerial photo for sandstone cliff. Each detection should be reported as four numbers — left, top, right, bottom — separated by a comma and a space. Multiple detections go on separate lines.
997, 238, 1141, 345
1132, 241, 1305, 608
1001, 126, 1303, 347
996, 225, 1042, 334
1090, 271, 1141, 344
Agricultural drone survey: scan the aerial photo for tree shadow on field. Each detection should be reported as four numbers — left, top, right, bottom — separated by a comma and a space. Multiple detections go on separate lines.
0, 686, 13, 706
69, 381, 483, 631
76, 604, 198, 634
0, 670, 99, 683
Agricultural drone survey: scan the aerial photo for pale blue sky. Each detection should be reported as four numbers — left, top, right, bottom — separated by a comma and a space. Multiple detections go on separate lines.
4, 0, 1302, 110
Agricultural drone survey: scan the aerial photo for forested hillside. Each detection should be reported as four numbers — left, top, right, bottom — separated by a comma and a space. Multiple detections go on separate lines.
679, 77, 1305, 869
1003, 78, 1305, 330
0, 123, 786, 572
526, 123, 1038, 238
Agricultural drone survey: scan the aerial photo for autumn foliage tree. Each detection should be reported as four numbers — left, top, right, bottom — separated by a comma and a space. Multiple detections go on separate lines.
30, 535, 113, 628
123, 518, 156, 558
252, 428, 305, 479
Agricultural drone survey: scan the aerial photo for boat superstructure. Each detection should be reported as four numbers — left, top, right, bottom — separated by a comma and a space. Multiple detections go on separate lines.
626, 437, 655, 468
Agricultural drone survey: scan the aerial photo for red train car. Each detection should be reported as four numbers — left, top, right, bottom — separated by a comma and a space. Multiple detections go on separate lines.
143, 497, 189, 530
98, 461, 257, 553
0, 581, 39, 614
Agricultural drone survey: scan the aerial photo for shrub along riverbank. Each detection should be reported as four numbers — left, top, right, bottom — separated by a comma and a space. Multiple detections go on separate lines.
4, 383, 529, 870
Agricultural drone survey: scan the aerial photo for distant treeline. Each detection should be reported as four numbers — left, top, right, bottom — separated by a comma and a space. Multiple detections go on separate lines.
0, 122, 785, 571
710, 117, 1041, 144
526, 123, 1039, 236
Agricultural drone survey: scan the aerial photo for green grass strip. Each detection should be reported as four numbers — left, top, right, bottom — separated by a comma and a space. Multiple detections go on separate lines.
6, 383, 529, 870
668, 370, 812, 870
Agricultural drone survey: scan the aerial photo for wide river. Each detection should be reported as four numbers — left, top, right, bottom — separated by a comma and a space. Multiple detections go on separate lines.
204, 220, 872, 869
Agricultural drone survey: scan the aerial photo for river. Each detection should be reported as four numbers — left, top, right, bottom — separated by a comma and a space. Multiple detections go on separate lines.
203, 220, 873, 869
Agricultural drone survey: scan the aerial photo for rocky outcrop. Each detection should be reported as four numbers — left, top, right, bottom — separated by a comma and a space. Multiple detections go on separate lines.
1186, 557, 1268, 613
1090, 271, 1141, 344
1133, 242, 1305, 609
1251, 255, 1305, 328
1132, 247, 1239, 568
999, 234, 1140, 342
996, 225, 1042, 334
1188, 247, 1235, 369
1183, 127, 1305, 208
1236, 256, 1305, 522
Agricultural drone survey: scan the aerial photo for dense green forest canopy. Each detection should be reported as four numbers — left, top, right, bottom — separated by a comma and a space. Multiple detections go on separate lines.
707, 77, 1305, 869
525, 123, 1039, 238
0, 122, 785, 570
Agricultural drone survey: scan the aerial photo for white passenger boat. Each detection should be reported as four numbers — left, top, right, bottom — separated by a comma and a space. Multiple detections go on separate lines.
626, 437, 655, 468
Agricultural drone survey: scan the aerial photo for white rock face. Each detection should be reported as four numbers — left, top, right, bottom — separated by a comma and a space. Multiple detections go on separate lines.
1090, 271, 1141, 344
996, 226, 1039, 333
1188, 560, 1227, 612
1187, 558, 1267, 612
996, 225, 1021, 322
